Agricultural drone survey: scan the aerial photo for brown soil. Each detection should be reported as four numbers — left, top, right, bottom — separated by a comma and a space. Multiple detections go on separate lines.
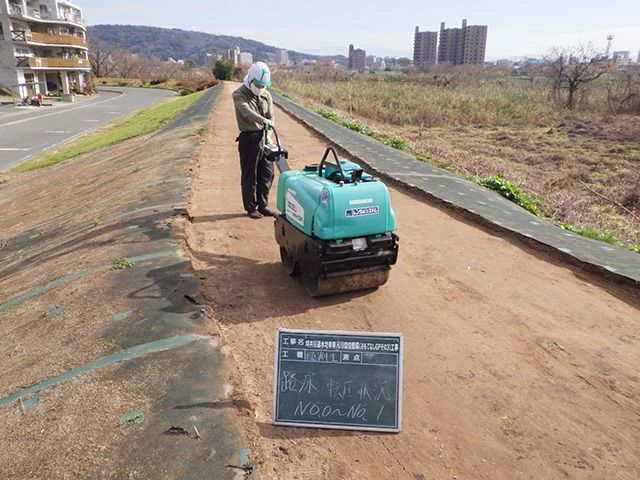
187, 83, 640, 480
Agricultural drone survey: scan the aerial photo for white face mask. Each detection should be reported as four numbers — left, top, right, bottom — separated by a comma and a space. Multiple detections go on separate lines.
250, 83, 266, 96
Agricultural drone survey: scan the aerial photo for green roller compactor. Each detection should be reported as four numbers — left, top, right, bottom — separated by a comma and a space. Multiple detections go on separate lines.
263, 127, 399, 297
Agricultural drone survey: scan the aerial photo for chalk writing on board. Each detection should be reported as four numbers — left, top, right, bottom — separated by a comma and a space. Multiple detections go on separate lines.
273, 329, 403, 432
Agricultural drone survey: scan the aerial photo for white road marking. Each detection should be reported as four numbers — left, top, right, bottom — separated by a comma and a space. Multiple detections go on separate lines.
106, 111, 122, 114
0, 147, 30, 151
83, 119, 100, 122
45, 130, 71, 133
0, 91, 125, 128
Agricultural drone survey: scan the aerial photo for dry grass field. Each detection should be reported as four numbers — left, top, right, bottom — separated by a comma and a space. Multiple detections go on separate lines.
273, 72, 640, 247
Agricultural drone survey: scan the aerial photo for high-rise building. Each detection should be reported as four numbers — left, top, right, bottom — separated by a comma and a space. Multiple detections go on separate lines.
275, 48, 289, 66
227, 45, 240, 65
413, 26, 438, 68
348, 44, 366, 71
438, 19, 487, 65
0, 0, 90, 98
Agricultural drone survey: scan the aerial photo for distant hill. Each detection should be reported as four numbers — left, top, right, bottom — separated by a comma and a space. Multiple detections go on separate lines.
87, 24, 320, 65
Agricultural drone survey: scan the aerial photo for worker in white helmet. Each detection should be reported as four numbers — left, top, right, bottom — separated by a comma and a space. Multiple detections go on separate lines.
232, 61, 275, 219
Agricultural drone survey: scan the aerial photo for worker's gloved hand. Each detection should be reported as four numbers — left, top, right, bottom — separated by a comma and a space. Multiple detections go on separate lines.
264, 120, 273, 131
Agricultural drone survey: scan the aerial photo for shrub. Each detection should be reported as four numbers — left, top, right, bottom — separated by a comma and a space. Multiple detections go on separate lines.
178, 78, 219, 91
150, 77, 169, 85
478, 175, 541, 215
382, 138, 410, 150
213, 59, 235, 81
180, 87, 195, 96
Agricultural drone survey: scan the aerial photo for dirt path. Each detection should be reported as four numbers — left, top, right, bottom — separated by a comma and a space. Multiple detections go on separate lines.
187, 83, 640, 480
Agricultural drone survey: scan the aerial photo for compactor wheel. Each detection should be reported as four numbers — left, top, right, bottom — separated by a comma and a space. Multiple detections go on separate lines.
301, 267, 321, 297
280, 247, 300, 276
301, 267, 391, 298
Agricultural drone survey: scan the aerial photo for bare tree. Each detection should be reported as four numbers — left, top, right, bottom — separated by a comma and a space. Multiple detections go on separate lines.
544, 44, 610, 109
606, 64, 640, 115
113, 51, 146, 78
88, 36, 119, 78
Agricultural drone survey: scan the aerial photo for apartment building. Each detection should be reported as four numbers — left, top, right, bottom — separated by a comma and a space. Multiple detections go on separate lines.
348, 44, 366, 71
0, 0, 90, 98
275, 48, 288, 66
438, 19, 487, 66
227, 46, 253, 66
239, 51, 252, 66
413, 26, 437, 69
227, 45, 240, 65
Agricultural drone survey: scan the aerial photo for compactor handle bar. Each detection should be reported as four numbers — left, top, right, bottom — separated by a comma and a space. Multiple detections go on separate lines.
318, 146, 346, 182
262, 124, 283, 151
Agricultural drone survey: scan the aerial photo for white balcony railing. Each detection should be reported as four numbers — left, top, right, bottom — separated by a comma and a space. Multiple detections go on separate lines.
9, 4, 85, 26
9, 4, 23, 16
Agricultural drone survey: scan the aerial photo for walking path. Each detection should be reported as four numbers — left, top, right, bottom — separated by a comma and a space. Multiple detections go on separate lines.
272, 92, 640, 286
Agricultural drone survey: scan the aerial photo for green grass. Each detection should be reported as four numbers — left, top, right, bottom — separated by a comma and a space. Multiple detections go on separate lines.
194, 126, 210, 137
269, 86, 295, 100
94, 77, 181, 90
12, 90, 206, 172
556, 223, 619, 245
311, 107, 410, 150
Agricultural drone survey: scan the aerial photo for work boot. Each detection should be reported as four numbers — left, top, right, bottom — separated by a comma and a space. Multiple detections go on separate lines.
247, 209, 263, 219
258, 206, 276, 217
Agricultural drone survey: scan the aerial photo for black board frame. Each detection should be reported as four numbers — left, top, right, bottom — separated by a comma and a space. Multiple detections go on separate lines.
273, 328, 403, 432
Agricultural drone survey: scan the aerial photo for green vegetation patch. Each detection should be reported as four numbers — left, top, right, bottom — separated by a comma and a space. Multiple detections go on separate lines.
95, 77, 181, 90
113, 257, 135, 269
477, 175, 541, 216
311, 108, 410, 150
12, 90, 206, 172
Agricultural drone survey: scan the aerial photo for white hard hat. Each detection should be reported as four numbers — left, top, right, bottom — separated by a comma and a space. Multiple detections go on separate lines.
248, 62, 271, 87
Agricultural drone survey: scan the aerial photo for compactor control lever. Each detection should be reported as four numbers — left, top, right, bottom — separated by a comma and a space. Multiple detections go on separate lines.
261, 125, 290, 173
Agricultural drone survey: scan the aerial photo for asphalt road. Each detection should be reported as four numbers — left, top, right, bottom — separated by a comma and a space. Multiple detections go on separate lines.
0, 86, 175, 172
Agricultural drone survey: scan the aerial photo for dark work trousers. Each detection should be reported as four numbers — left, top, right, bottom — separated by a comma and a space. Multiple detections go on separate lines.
237, 131, 274, 212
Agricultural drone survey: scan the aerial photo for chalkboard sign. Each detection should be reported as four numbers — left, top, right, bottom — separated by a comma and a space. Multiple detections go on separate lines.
273, 329, 403, 432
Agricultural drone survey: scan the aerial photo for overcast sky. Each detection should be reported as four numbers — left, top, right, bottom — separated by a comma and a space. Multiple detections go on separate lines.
82, 0, 640, 60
